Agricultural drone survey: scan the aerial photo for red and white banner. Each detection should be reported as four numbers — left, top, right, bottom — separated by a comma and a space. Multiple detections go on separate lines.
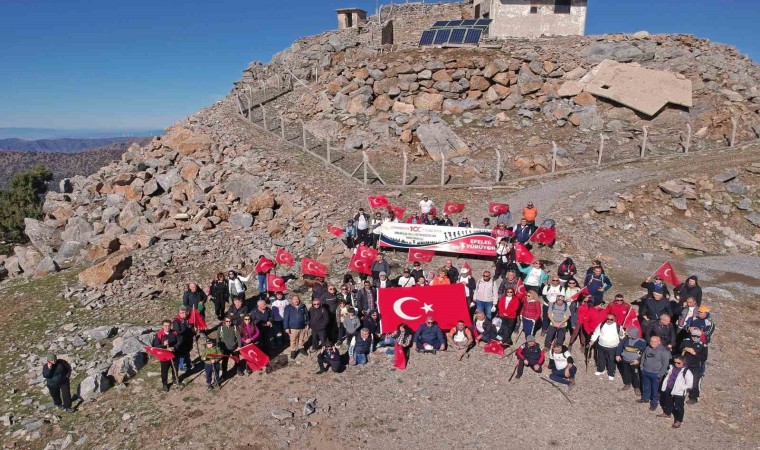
379, 222, 496, 257
239, 343, 269, 371
377, 284, 472, 333
484, 340, 505, 356
301, 257, 327, 278
394, 343, 407, 370
355, 244, 378, 262
267, 273, 287, 292
189, 305, 207, 331
144, 347, 175, 362
513, 243, 535, 264
530, 227, 556, 245
275, 248, 294, 266
327, 225, 344, 237
387, 204, 405, 221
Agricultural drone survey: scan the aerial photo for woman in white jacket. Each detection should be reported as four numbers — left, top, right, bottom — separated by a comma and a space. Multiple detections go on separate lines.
658, 355, 693, 429
227, 270, 252, 302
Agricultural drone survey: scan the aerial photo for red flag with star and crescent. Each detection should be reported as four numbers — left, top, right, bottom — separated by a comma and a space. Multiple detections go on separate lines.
654, 261, 681, 286
489, 202, 510, 215
301, 257, 327, 278
238, 343, 269, 371
188, 305, 207, 331
255, 257, 276, 273
275, 248, 294, 267
348, 253, 373, 275
443, 201, 465, 214
407, 249, 435, 263
484, 340, 505, 356
387, 204, 405, 221
377, 284, 471, 333
368, 195, 389, 209
571, 286, 589, 302
267, 273, 287, 292
530, 227, 556, 245
144, 347, 175, 362
355, 244, 379, 263
513, 243, 535, 264
328, 225, 345, 237
393, 343, 407, 370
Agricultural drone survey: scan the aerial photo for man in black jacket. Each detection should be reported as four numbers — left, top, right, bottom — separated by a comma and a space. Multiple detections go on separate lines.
317, 341, 342, 374
42, 354, 72, 412
649, 314, 677, 351
308, 298, 331, 352
356, 280, 378, 317
152, 320, 181, 391
172, 306, 195, 373
681, 328, 708, 404
183, 282, 207, 317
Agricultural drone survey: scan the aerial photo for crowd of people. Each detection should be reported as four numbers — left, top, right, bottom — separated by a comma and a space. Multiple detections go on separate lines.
45, 197, 716, 431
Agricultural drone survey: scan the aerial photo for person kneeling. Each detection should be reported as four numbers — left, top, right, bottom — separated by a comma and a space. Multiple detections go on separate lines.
317, 342, 343, 374
349, 328, 373, 366
548, 342, 576, 387
413, 317, 446, 354
515, 336, 544, 379
448, 320, 474, 361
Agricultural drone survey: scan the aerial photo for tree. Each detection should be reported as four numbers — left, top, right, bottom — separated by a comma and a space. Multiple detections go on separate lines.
0, 166, 53, 255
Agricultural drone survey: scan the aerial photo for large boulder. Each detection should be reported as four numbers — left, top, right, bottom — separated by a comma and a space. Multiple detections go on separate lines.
229, 212, 254, 230
517, 64, 543, 95
107, 352, 146, 384
162, 126, 214, 155
659, 228, 708, 252
84, 326, 118, 341
110, 335, 150, 357
78, 251, 132, 288
23, 218, 61, 255
224, 174, 264, 203
416, 123, 471, 163
77, 372, 111, 401
155, 170, 183, 193
14, 246, 44, 273
413, 92, 444, 111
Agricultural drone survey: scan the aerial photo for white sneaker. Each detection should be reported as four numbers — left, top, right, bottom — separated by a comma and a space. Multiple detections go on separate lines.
594, 371, 604, 376
608, 376, 615, 381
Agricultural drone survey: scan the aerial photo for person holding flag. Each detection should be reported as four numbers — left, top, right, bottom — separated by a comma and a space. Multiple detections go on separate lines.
183, 282, 207, 319
172, 306, 196, 373
217, 316, 242, 377
255, 255, 275, 301
199, 338, 222, 390
151, 319, 181, 391
518, 261, 548, 294
640, 275, 671, 301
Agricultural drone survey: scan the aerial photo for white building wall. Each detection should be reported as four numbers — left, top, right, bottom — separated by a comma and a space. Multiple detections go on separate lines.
475, 0, 587, 39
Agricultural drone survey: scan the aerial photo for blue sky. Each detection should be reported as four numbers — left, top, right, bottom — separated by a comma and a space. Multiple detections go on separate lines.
0, 0, 757, 132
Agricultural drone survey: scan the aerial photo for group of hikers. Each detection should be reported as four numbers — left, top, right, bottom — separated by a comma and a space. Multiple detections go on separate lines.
42, 197, 715, 431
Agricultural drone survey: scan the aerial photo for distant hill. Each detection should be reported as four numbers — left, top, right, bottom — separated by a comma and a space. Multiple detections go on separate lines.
0, 137, 148, 153
0, 127, 163, 140
0, 138, 150, 190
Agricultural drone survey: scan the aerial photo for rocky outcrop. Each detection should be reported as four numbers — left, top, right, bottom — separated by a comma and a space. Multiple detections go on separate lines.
78, 252, 132, 288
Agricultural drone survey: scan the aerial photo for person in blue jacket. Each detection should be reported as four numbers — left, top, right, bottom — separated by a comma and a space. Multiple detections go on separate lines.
583, 265, 612, 305
413, 317, 446, 353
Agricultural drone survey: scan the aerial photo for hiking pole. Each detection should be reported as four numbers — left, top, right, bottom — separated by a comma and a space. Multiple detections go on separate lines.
508, 363, 519, 382
539, 376, 573, 404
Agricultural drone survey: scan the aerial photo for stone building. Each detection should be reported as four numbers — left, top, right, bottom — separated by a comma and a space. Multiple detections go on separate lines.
336, 8, 367, 30
473, 0, 587, 39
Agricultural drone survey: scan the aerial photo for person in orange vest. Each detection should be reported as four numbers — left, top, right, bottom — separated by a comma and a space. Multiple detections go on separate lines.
522, 201, 538, 225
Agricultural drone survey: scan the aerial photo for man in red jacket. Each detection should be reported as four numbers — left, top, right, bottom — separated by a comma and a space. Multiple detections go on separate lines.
608, 294, 631, 325
515, 336, 544, 379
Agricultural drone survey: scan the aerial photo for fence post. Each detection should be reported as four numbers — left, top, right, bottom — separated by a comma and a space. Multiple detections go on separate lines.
730, 117, 737, 147
684, 124, 692, 153
495, 149, 501, 183
402, 152, 408, 186
280, 114, 285, 140
598, 133, 604, 166
301, 121, 307, 149
326, 138, 331, 164
235, 95, 244, 116
363, 152, 369, 185
260, 104, 267, 131
440, 152, 446, 186
551, 141, 558, 173
640, 126, 648, 158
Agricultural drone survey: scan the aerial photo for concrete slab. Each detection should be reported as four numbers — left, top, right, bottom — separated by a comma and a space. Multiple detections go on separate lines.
579, 59, 692, 117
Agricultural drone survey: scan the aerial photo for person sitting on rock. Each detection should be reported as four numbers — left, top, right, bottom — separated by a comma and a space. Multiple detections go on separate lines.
448, 320, 474, 361
42, 353, 73, 412
183, 282, 207, 317
515, 335, 544, 379
548, 342, 576, 387
349, 328, 373, 366
414, 317, 446, 353
316, 341, 343, 374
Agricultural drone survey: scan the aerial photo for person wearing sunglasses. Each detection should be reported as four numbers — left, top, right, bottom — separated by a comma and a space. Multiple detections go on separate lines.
658, 355, 693, 429
217, 316, 242, 377
590, 314, 624, 380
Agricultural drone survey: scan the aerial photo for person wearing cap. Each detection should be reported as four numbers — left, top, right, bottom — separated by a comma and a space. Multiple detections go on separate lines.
42, 353, 72, 412
354, 207, 371, 246
473, 270, 499, 320
583, 265, 613, 306
548, 342, 576, 387
457, 267, 477, 310
544, 295, 570, 349
616, 327, 646, 395
414, 317, 446, 353
590, 312, 624, 380
639, 336, 671, 411
494, 238, 514, 280
396, 269, 416, 288
458, 216, 472, 228
448, 320, 474, 361
172, 306, 195, 373
640, 275, 671, 301
371, 253, 391, 284
495, 204, 512, 227
316, 341, 343, 374
522, 202, 538, 225
690, 305, 715, 346
640, 291, 672, 337
658, 355, 693, 428
374, 271, 392, 289
680, 328, 708, 404
199, 338, 222, 390
675, 275, 702, 308
515, 335, 544, 379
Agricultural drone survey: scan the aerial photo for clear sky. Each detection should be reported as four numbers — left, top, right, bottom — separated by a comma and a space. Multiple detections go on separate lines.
1, 0, 757, 132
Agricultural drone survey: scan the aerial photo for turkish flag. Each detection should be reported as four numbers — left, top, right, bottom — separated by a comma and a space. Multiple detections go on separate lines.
654, 261, 681, 286
255, 257, 276, 273
348, 253, 373, 275
530, 227, 556, 245
328, 225, 344, 237
355, 244, 378, 263
484, 340, 505, 356
623, 314, 643, 336
377, 284, 471, 333
368, 195, 389, 209
267, 273, 287, 292
189, 305, 207, 331
301, 257, 327, 278
144, 347, 175, 362
513, 243, 535, 264
489, 202, 510, 215
407, 249, 435, 263
239, 343, 269, 371
387, 204, 405, 221
393, 343, 407, 370
275, 248, 294, 267
570, 286, 589, 302
443, 201, 465, 214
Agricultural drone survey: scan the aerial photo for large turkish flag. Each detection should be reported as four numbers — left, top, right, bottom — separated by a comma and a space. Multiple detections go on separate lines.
267, 273, 287, 292
377, 284, 471, 333
275, 248, 294, 266
654, 261, 681, 286
144, 347, 175, 362
348, 253, 373, 275
239, 343, 269, 371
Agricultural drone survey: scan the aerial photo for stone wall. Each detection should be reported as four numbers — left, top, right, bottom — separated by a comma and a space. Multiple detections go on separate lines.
384, 2, 465, 45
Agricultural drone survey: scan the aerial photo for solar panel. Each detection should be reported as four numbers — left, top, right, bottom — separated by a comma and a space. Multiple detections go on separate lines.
447, 20, 463, 27
432, 20, 449, 27
448, 28, 467, 44
419, 30, 436, 46
474, 25, 490, 31
433, 29, 452, 45
475, 19, 493, 26
461, 19, 478, 26
464, 28, 482, 45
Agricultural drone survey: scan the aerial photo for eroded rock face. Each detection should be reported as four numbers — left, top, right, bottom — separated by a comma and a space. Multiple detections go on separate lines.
24, 218, 61, 255
78, 252, 132, 288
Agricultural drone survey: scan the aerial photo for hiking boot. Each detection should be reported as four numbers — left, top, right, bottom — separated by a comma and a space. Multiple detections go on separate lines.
621, 385, 631, 391
608, 375, 615, 381
207, 384, 214, 391
634, 388, 641, 396
315, 369, 327, 375
594, 371, 604, 376
515, 374, 522, 379
290, 351, 297, 360
657, 413, 672, 418
649, 405, 658, 411
63, 408, 74, 413
686, 398, 699, 405
163, 384, 170, 392
636, 399, 649, 404
672, 421, 682, 429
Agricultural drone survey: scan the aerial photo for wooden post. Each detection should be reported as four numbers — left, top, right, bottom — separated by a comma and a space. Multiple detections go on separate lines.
598, 133, 604, 166
402, 152, 408, 185
326, 138, 331, 164
440, 152, 446, 186
280, 113, 285, 140
730, 117, 737, 147
640, 126, 648, 158
247, 85, 254, 113
301, 121, 307, 149
551, 141, 558, 173
260, 104, 267, 130
235, 95, 244, 116
684, 124, 692, 153
363, 152, 369, 185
